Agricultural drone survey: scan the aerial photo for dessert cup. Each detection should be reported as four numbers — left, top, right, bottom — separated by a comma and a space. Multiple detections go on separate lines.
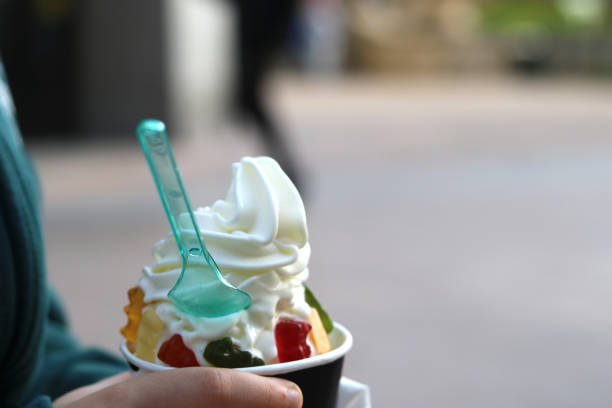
120, 322, 352, 408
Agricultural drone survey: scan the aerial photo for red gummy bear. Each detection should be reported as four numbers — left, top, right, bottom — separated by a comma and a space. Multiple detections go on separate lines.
274, 318, 312, 363
158, 334, 200, 367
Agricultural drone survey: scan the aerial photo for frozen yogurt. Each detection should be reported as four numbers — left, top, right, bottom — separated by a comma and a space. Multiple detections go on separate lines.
121, 156, 331, 368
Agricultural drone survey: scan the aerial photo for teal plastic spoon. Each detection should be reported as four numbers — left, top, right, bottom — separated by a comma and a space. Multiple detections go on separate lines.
137, 119, 251, 317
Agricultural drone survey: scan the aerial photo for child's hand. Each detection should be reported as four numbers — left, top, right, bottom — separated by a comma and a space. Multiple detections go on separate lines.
53, 368, 302, 408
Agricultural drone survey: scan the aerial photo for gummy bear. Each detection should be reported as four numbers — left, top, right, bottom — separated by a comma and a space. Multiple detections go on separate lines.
304, 284, 333, 333
274, 318, 312, 363
157, 334, 200, 367
308, 308, 331, 355
135, 308, 165, 363
204, 337, 265, 368
120, 286, 148, 344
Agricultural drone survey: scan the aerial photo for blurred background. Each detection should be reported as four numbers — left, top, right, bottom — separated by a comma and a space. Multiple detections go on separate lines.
3, 0, 612, 406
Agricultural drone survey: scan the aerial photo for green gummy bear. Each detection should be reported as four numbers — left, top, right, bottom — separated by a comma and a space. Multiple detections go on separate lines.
204, 337, 265, 368
303, 284, 333, 334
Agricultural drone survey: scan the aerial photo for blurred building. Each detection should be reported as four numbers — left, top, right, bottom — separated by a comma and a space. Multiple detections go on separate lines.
0, 0, 230, 139
346, 0, 612, 74
0, 0, 79, 135
346, 0, 490, 73
2, 0, 612, 139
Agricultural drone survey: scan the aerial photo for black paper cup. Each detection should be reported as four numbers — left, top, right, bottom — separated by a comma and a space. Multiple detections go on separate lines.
120, 322, 353, 408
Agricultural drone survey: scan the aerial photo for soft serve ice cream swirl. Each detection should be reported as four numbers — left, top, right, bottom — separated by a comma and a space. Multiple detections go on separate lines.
138, 156, 312, 365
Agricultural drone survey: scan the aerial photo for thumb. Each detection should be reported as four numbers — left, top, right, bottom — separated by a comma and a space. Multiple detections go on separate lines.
54, 372, 131, 407
78, 367, 302, 408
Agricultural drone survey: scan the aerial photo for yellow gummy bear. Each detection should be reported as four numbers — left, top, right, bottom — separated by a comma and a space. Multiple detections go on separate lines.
135, 307, 165, 363
120, 286, 148, 345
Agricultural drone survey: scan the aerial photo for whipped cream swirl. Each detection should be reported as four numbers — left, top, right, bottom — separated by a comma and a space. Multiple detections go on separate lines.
139, 156, 312, 364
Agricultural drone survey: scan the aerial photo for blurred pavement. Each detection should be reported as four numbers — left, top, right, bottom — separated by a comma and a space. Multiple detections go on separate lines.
33, 76, 612, 407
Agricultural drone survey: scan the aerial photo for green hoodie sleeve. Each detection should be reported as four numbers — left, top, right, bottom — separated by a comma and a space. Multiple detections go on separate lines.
0, 59, 127, 408
24, 396, 52, 408
23, 289, 128, 404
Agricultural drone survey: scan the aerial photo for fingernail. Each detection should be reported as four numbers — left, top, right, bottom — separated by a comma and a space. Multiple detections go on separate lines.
286, 385, 302, 408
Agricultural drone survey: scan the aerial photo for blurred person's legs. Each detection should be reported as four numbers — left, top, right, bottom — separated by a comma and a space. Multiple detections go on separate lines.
230, 0, 303, 191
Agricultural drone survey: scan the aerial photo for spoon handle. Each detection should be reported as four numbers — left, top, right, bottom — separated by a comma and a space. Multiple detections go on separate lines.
136, 119, 208, 263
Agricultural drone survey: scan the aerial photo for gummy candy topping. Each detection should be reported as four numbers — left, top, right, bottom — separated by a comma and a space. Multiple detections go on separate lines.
304, 284, 333, 334
157, 334, 200, 367
120, 286, 148, 344
204, 337, 265, 368
274, 318, 312, 363
135, 308, 165, 363
308, 308, 332, 355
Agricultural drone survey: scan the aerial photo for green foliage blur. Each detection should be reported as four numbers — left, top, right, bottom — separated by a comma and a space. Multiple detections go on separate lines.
480, 0, 612, 37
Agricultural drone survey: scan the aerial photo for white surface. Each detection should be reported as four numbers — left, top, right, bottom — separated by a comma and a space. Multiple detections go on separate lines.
338, 377, 371, 408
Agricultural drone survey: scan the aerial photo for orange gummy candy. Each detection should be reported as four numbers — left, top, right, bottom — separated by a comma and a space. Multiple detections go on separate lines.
308, 308, 331, 355
120, 286, 149, 344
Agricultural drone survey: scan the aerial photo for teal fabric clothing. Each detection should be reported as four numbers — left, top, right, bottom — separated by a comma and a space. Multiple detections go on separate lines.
0, 60, 127, 407
24, 396, 53, 408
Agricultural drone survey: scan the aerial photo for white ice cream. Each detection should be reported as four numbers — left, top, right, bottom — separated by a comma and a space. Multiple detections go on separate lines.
138, 156, 312, 365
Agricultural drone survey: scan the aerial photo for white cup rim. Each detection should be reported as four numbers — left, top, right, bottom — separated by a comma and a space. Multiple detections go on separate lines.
120, 321, 352, 375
